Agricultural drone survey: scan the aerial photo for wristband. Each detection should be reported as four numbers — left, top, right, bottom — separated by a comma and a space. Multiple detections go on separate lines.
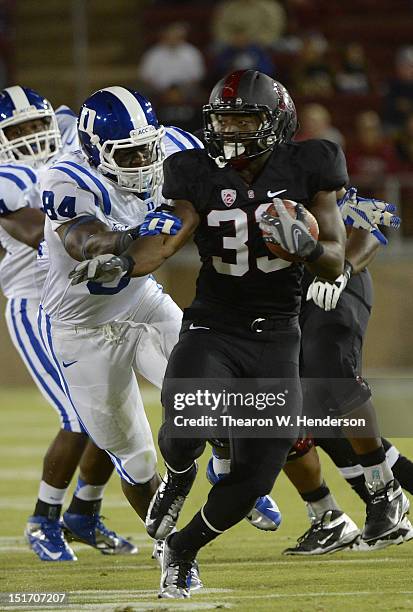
128, 225, 141, 240
305, 242, 324, 263
120, 254, 136, 276
115, 230, 134, 254
344, 259, 353, 279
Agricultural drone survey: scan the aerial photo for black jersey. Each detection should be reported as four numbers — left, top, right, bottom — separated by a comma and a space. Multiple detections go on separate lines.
163, 139, 348, 319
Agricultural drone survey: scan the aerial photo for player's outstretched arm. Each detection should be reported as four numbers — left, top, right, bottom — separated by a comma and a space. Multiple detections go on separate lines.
305, 190, 346, 281
306, 201, 380, 311
59, 209, 184, 264
56, 216, 135, 261
68, 202, 199, 285
124, 200, 200, 276
0, 208, 46, 249
344, 227, 380, 274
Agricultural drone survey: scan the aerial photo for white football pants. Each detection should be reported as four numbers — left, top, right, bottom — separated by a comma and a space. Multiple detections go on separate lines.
38, 279, 182, 484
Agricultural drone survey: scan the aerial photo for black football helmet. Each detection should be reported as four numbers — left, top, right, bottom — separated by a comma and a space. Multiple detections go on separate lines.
203, 70, 297, 166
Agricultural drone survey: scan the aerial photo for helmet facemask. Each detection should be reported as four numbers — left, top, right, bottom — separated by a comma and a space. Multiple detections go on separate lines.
0, 106, 61, 166
203, 103, 282, 166
95, 124, 166, 194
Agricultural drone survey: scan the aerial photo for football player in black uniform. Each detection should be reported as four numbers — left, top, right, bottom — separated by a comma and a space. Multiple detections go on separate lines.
103, 69, 346, 597
277, 96, 410, 550
282, 191, 411, 551
72, 69, 348, 597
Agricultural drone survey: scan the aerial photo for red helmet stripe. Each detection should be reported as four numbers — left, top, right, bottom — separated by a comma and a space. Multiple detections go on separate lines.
221, 70, 246, 100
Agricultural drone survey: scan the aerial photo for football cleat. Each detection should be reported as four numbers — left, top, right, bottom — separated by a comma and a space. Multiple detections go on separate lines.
62, 512, 137, 555
206, 457, 282, 531
283, 510, 360, 555
361, 479, 410, 547
398, 515, 413, 542
355, 515, 413, 551
152, 539, 203, 592
158, 535, 196, 599
146, 462, 198, 540
25, 515, 77, 561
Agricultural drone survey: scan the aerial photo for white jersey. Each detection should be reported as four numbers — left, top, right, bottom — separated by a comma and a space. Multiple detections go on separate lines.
0, 106, 79, 299
40, 126, 203, 327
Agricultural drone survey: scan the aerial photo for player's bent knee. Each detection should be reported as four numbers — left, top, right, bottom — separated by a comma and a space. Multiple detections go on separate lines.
119, 449, 157, 485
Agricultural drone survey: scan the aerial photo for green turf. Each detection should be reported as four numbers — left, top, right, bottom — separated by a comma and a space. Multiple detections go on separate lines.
1, 387, 413, 611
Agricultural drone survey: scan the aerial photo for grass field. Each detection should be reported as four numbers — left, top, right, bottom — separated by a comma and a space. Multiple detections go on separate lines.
1, 387, 413, 611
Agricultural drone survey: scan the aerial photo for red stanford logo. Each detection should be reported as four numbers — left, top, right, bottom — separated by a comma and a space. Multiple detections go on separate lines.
221, 189, 237, 207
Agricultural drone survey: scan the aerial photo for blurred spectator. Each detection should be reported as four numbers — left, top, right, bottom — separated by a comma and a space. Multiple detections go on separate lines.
210, 25, 275, 84
211, 0, 286, 49
382, 45, 413, 134
335, 42, 371, 94
295, 103, 345, 148
346, 111, 399, 192
138, 22, 206, 94
291, 32, 335, 96
156, 84, 203, 133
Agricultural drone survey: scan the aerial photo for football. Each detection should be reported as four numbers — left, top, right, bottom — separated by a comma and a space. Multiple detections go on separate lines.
261, 199, 319, 262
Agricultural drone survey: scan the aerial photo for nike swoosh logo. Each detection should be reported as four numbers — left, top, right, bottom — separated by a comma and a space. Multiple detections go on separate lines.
318, 532, 334, 546
189, 324, 210, 330
38, 543, 62, 560
267, 189, 287, 199
293, 227, 303, 248
62, 360, 77, 368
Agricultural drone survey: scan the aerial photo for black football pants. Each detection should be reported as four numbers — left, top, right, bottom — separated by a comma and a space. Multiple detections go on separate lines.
159, 319, 301, 532
300, 269, 373, 416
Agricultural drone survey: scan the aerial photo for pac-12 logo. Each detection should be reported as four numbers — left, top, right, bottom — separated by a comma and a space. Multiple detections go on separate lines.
221, 189, 237, 207
78, 107, 97, 135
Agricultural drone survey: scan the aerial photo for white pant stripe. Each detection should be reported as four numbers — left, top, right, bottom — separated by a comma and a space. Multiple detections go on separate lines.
5, 298, 82, 432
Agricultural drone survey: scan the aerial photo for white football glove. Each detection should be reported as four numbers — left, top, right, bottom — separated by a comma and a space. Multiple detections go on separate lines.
306, 263, 352, 311
69, 254, 134, 285
338, 187, 401, 245
259, 199, 318, 258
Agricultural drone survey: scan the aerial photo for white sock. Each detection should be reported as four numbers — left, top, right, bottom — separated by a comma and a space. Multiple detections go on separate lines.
307, 493, 341, 522
74, 477, 105, 501
213, 456, 231, 477
363, 460, 393, 492
38, 481, 67, 505
385, 444, 400, 469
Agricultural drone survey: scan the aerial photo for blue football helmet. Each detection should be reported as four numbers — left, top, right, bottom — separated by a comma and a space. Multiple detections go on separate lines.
77, 86, 166, 194
0, 86, 61, 165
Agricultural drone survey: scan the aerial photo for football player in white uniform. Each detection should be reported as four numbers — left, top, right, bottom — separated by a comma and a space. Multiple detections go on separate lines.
0, 86, 137, 561
38, 86, 203, 584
